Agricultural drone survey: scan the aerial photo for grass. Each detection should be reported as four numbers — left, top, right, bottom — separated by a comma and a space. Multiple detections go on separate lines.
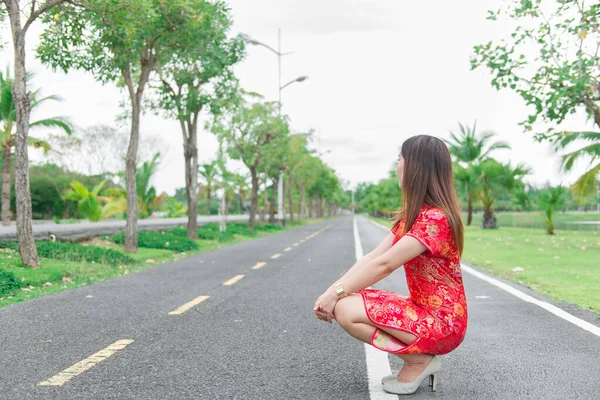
0, 219, 316, 309
466, 211, 600, 231
369, 216, 600, 313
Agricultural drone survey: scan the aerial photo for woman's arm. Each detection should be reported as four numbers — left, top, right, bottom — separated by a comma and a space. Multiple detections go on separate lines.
315, 235, 427, 321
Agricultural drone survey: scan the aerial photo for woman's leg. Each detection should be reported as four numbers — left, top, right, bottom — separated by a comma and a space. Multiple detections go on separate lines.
334, 294, 435, 382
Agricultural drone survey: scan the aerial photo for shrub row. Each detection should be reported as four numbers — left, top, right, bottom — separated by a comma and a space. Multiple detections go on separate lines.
0, 241, 134, 265
109, 231, 198, 252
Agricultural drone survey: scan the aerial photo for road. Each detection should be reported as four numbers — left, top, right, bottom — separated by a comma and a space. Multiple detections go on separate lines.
0, 216, 598, 399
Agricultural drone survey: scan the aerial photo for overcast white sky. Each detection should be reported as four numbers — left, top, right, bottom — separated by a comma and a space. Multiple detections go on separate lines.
0, 0, 594, 195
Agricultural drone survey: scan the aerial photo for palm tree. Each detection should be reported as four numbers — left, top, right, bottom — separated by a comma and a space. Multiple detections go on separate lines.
538, 185, 569, 235
199, 161, 218, 216
473, 159, 530, 228
136, 153, 161, 218
0, 68, 72, 226
445, 121, 510, 225
553, 131, 600, 203
64, 180, 124, 222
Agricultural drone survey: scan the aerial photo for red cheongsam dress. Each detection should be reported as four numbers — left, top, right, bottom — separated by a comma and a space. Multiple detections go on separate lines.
358, 205, 468, 355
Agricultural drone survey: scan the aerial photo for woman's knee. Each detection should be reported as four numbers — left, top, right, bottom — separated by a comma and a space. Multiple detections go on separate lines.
334, 295, 363, 326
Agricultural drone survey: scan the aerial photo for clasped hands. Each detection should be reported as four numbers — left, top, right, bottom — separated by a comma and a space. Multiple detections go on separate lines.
313, 287, 338, 324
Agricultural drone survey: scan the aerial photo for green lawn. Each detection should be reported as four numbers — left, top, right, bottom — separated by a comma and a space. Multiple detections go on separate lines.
370, 216, 600, 313
467, 211, 600, 231
0, 219, 323, 309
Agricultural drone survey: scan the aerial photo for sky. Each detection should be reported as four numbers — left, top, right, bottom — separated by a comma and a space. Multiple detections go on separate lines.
0, 0, 594, 195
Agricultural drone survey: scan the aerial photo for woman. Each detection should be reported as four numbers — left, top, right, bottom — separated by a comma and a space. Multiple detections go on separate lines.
313, 134, 467, 395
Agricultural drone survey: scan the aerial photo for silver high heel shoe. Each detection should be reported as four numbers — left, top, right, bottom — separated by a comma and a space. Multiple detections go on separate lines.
381, 356, 441, 395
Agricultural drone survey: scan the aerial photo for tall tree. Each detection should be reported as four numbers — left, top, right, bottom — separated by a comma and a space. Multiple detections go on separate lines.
211, 94, 289, 229
0, 68, 71, 226
153, 1, 244, 239
472, 159, 530, 229
38, 0, 215, 252
445, 122, 510, 225
2, 0, 75, 267
199, 161, 218, 216
471, 1, 600, 205
553, 131, 600, 202
538, 185, 569, 235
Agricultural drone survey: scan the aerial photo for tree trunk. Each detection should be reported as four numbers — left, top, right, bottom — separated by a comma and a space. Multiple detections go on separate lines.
308, 196, 313, 218
206, 187, 212, 216
249, 167, 258, 229
288, 180, 294, 223
183, 123, 198, 239
467, 195, 473, 226
269, 176, 277, 223
2, 145, 11, 226
7, 8, 39, 267
260, 168, 267, 224
482, 207, 497, 229
124, 100, 140, 252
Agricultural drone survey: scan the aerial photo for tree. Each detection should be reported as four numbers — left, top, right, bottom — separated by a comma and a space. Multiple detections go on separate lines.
0, 68, 72, 226
538, 185, 569, 235
136, 153, 160, 219
261, 131, 289, 223
153, 1, 244, 239
38, 0, 215, 252
471, 1, 600, 208
64, 179, 124, 222
46, 124, 168, 176
553, 131, 600, 202
199, 161, 218, 216
211, 94, 288, 228
2, 0, 75, 267
445, 122, 510, 225
473, 159, 530, 229
285, 134, 313, 221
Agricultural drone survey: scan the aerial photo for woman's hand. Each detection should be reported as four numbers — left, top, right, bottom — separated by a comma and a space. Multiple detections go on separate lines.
313, 289, 338, 323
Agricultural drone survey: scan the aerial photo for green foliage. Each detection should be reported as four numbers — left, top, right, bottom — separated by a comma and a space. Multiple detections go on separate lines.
0, 240, 134, 265
538, 185, 569, 235
136, 153, 160, 218
0, 269, 19, 296
471, 2, 600, 139
64, 179, 125, 222
109, 231, 198, 252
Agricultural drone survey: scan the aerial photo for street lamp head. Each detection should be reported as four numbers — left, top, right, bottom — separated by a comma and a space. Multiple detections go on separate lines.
247, 38, 260, 46
296, 75, 308, 83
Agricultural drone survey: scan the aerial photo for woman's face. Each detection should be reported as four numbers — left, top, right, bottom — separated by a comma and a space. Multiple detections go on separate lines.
396, 152, 405, 188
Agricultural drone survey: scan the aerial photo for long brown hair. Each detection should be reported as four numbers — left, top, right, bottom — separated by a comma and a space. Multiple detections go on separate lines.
392, 135, 464, 255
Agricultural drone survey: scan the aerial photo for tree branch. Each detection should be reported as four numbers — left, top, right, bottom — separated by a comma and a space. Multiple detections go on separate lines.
24, 0, 66, 33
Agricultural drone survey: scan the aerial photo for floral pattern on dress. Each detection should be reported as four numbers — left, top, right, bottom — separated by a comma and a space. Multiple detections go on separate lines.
359, 205, 468, 355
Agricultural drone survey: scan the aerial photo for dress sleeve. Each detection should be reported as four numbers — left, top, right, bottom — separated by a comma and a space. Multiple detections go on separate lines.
404, 208, 451, 257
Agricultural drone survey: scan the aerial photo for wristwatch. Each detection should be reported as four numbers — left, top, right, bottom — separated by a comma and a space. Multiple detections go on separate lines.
335, 283, 347, 299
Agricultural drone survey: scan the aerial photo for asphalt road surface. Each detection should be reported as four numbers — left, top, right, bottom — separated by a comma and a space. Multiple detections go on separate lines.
1, 216, 598, 399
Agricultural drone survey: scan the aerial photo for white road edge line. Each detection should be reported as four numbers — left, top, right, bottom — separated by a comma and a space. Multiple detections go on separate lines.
365, 216, 600, 339
353, 217, 396, 400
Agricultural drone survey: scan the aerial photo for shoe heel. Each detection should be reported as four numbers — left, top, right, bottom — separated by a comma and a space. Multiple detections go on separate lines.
429, 374, 437, 392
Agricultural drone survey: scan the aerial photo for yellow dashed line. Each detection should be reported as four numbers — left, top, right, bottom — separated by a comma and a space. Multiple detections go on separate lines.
284, 247, 292, 252
223, 274, 245, 286
38, 339, 134, 386
293, 243, 299, 247
271, 253, 282, 259
251, 262, 266, 270
168, 295, 210, 315
300, 239, 305, 243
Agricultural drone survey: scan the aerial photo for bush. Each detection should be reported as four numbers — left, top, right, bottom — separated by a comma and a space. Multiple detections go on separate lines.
110, 231, 198, 252
36, 242, 135, 265
218, 231, 234, 242
1, 241, 133, 265
0, 269, 19, 296
227, 223, 257, 237
255, 223, 283, 231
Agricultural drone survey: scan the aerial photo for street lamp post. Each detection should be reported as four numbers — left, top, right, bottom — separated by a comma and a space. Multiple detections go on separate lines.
248, 28, 308, 226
